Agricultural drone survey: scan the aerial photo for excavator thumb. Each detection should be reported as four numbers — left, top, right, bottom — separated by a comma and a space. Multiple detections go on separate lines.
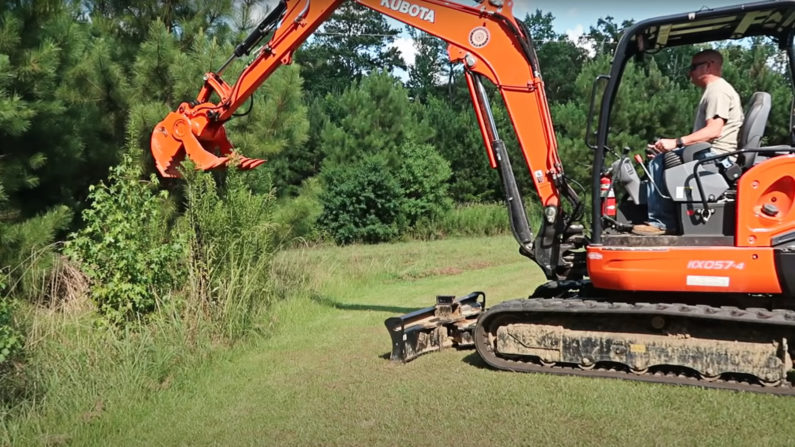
384, 292, 485, 362
151, 109, 266, 178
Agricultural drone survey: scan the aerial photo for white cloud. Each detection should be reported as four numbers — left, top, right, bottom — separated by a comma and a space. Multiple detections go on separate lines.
393, 36, 417, 67
565, 24, 585, 43
566, 24, 596, 57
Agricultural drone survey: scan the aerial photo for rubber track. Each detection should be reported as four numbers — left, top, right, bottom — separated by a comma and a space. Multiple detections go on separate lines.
474, 298, 795, 395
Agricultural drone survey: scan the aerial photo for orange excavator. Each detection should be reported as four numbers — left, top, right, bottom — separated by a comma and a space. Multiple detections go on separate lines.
151, 0, 795, 393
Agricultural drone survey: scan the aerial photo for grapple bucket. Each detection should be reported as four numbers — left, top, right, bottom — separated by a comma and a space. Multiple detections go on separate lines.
151, 110, 266, 178
384, 292, 485, 363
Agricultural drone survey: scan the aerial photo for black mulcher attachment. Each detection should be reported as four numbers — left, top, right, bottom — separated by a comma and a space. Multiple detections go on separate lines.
385, 292, 485, 362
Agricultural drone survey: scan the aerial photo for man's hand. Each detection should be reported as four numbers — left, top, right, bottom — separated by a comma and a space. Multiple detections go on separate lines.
646, 138, 677, 158
654, 138, 678, 151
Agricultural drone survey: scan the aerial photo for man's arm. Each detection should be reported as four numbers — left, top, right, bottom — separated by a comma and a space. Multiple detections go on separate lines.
653, 117, 725, 152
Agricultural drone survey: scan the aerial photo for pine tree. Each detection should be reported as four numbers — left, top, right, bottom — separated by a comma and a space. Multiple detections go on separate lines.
0, 2, 113, 299
420, 96, 501, 202
405, 28, 447, 104
295, 2, 404, 96
265, 94, 326, 197
721, 41, 793, 143
581, 16, 635, 58
319, 71, 427, 168
316, 72, 451, 242
521, 11, 587, 105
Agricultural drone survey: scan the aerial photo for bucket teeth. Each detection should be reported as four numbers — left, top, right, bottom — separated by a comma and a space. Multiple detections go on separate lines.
150, 110, 266, 178
239, 156, 267, 170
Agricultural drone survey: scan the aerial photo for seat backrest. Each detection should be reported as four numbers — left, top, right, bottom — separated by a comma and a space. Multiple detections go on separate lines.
737, 91, 771, 167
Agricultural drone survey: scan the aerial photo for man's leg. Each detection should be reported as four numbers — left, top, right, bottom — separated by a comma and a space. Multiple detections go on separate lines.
645, 154, 678, 230
633, 152, 679, 235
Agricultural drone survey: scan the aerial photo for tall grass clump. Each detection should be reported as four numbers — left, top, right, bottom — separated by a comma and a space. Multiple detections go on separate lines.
410, 202, 507, 239
180, 166, 278, 340
410, 200, 543, 240
1, 160, 283, 444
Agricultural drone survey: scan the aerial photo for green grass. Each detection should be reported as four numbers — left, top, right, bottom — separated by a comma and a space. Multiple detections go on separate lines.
10, 236, 795, 446
408, 201, 541, 240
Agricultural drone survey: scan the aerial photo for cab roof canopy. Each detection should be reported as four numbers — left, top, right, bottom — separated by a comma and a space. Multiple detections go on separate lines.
623, 0, 795, 56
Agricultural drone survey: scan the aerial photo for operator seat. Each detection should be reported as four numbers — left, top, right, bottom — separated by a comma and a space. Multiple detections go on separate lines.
679, 91, 771, 164
664, 91, 771, 203
735, 91, 771, 168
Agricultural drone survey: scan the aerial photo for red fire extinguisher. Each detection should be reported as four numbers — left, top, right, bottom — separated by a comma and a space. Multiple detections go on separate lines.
600, 175, 616, 217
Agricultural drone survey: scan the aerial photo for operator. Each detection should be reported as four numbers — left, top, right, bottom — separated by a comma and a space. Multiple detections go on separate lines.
632, 49, 744, 236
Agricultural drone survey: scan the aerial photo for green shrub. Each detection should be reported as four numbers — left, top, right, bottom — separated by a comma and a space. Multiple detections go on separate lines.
319, 154, 403, 244
0, 297, 21, 366
0, 295, 23, 407
318, 143, 453, 245
395, 142, 452, 227
64, 155, 185, 324
272, 177, 326, 247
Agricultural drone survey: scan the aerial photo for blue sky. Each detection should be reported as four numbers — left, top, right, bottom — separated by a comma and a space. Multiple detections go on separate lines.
392, 0, 745, 66
256, 0, 748, 66
511, 1, 747, 40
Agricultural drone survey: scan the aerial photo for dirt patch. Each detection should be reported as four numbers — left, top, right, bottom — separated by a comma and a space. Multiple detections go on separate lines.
399, 261, 496, 280
430, 267, 464, 276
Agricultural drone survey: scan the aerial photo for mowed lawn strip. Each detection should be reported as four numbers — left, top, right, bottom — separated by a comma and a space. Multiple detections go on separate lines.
61, 236, 795, 446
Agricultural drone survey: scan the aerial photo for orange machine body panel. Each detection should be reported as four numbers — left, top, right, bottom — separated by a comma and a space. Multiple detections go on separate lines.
587, 245, 782, 294
735, 154, 795, 247
589, 154, 795, 295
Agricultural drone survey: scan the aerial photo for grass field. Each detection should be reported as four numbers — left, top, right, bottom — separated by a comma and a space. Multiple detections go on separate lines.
19, 236, 795, 446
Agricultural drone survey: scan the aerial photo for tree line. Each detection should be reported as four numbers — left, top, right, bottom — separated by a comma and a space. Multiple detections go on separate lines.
1, 1, 793, 307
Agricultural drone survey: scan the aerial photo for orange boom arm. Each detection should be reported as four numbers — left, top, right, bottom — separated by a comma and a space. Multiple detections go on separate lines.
151, 0, 583, 280
150, 0, 563, 207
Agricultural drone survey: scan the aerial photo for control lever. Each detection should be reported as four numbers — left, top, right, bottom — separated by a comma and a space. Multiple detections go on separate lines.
633, 154, 671, 199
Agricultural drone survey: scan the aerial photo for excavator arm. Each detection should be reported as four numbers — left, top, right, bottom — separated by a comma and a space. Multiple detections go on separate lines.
152, 0, 561, 199
150, 0, 585, 281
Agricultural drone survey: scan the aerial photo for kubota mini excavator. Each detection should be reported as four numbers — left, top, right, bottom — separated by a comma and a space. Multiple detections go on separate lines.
151, 0, 795, 393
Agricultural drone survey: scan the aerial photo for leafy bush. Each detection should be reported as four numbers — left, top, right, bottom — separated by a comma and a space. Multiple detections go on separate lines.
272, 177, 326, 247
318, 143, 453, 245
395, 142, 453, 227
0, 297, 21, 366
64, 155, 184, 324
318, 154, 403, 244
0, 295, 23, 407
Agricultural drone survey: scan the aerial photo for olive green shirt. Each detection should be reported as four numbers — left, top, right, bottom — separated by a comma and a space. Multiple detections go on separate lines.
693, 77, 744, 155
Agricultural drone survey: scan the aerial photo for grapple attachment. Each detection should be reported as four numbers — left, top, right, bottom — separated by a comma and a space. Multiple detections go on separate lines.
150, 109, 266, 178
384, 292, 485, 363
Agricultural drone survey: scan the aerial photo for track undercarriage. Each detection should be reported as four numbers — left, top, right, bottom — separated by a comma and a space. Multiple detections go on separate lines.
388, 287, 795, 395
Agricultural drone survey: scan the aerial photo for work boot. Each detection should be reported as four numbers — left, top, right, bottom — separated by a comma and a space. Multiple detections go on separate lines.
631, 223, 666, 236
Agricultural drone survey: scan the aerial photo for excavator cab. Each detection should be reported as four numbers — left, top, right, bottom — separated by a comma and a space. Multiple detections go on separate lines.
585, 1, 795, 296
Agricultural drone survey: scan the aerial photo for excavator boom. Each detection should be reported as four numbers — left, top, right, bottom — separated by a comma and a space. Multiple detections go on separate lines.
151, 0, 584, 279
150, 0, 564, 207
